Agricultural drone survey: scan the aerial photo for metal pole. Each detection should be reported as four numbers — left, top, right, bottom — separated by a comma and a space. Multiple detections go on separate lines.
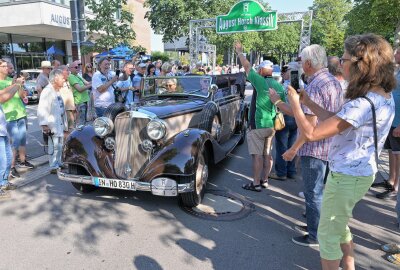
73, 0, 81, 61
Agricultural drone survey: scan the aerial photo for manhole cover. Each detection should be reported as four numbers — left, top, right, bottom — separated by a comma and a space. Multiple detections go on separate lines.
180, 190, 255, 221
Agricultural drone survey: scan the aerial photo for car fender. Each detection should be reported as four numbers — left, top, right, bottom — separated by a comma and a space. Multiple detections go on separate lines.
140, 129, 214, 182
62, 126, 118, 178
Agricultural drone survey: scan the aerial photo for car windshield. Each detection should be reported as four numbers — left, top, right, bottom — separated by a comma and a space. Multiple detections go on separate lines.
142, 76, 211, 97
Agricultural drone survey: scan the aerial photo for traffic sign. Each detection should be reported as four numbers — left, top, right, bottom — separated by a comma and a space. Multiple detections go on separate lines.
216, 0, 277, 34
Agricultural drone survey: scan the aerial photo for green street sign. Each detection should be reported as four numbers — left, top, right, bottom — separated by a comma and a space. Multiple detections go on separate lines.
216, 0, 277, 34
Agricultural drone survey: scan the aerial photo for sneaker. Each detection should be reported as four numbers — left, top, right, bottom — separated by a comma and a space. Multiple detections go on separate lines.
260, 179, 269, 189
376, 189, 397, 200
292, 235, 319, 247
298, 192, 305, 199
2, 182, 17, 190
0, 189, 10, 200
269, 172, 287, 181
18, 160, 34, 169
294, 225, 308, 234
10, 167, 20, 178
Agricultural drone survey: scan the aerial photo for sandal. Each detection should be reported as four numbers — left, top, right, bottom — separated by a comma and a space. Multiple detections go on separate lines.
260, 179, 269, 189
381, 243, 400, 254
242, 183, 262, 192
386, 253, 400, 265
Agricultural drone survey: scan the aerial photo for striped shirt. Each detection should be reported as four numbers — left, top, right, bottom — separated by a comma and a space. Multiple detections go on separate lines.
298, 68, 343, 161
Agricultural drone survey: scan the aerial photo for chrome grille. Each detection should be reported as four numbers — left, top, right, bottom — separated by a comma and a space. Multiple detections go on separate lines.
114, 112, 151, 178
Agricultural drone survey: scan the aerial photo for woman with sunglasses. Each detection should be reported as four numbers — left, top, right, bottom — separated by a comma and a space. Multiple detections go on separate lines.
83, 63, 94, 82
288, 34, 395, 269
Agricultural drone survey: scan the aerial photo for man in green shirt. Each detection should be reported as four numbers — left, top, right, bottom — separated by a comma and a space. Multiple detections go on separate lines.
68, 61, 91, 126
235, 41, 286, 192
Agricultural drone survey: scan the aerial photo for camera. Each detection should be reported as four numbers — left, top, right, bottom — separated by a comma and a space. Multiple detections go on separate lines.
290, 70, 300, 92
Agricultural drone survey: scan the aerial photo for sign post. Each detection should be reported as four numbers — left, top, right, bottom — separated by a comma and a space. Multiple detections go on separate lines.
216, 0, 277, 34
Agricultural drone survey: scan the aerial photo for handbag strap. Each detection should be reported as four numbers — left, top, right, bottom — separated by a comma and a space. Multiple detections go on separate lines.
361, 96, 379, 167
264, 78, 278, 112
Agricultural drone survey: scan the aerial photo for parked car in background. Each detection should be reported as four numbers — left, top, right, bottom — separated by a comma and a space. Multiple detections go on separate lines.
58, 73, 248, 207
272, 65, 282, 83
20, 69, 42, 81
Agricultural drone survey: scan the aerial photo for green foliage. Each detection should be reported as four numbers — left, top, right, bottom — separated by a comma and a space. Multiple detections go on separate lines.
311, 0, 351, 56
216, 54, 224, 66
345, 0, 400, 43
132, 45, 147, 54
151, 51, 170, 63
85, 0, 136, 52
144, 0, 237, 42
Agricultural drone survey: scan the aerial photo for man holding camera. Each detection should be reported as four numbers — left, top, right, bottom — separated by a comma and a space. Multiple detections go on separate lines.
92, 57, 118, 117
68, 61, 92, 126
234, 41, 286, 192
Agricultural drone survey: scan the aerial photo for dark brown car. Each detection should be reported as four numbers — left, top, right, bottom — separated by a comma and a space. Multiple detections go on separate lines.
58, 74, 248, 207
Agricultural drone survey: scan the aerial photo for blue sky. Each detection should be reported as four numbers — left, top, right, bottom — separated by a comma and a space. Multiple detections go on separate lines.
267, 0, 314, 13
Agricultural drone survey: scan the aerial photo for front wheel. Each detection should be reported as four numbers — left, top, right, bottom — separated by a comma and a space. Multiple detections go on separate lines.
69, 164, 98, 193
180, 149, 209, 207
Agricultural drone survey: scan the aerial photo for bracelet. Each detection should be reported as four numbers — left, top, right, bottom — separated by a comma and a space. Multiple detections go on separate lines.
273, 99, 283, 106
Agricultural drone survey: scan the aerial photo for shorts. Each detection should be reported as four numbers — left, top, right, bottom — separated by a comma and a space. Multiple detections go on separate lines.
384, 127, 400, 153
247, 128, 275, 156
318, 172, 374, 260
65, 110, 76, 130
6, 118, 27, 149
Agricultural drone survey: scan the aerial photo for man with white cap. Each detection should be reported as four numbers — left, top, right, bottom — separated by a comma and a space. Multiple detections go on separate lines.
235, 41, 286, 192
36, 60, 53, 96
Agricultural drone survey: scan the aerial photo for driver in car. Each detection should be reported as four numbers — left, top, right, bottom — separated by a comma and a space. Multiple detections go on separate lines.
164, 78, 178, 93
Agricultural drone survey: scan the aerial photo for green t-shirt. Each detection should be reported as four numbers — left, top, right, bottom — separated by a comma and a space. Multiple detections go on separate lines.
0, 78, 26, 121
68, 74, 89, 105
247, 69, 286, 129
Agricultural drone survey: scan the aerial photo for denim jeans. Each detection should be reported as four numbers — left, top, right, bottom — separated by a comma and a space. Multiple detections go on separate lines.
0, 136, 12, 186
6, 117, 27, 149
301, 156, 327, 240
95, 107, 107, 118
48, 135, 63, 169
76, 103, 87, 126
275, 115, 298, 177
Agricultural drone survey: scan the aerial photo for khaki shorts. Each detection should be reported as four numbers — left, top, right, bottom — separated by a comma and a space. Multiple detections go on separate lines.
247, 128, 275, 156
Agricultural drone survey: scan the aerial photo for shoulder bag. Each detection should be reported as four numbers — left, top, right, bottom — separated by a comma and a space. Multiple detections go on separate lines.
361, 96, 379, 168
265, 79, 285, 131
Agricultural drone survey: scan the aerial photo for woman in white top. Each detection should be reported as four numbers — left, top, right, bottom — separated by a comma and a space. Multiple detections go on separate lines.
92, 57, 119, 117
37, 69, 68, 173
287, 34, 396, 270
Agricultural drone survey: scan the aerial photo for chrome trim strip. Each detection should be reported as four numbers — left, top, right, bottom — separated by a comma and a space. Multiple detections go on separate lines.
57, 171, 194, 194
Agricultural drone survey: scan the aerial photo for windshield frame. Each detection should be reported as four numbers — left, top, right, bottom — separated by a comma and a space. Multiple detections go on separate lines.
141, 75, 212, 98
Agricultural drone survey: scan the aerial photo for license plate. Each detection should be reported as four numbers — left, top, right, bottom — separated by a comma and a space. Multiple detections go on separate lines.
93, 177, 136, 191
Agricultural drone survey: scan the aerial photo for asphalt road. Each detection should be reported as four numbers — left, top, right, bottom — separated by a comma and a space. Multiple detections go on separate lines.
1, 90, 399, 269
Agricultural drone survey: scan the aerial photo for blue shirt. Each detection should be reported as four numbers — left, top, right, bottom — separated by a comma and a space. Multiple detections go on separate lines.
391, 71, 400, 127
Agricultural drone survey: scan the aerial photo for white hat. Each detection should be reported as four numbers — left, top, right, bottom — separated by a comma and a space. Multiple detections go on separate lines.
39, 60, 53, 69
138, 63, 147, 68
259, 60, 273, 69
287, 61, 299, 71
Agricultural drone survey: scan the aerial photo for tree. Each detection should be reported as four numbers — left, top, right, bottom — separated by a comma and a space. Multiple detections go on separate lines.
151, 51, 170, 63
311, 0, 351, 56
85, 0, 136, 52
346, 0, 400, 45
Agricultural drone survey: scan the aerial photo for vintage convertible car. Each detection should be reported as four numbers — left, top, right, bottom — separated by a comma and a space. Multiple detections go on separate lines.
58, 73, 248, 207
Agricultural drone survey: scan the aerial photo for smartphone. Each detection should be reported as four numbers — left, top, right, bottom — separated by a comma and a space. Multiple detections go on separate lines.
139, 52, 146, 56
115, 69, 121, 77
290, 70, 300, 92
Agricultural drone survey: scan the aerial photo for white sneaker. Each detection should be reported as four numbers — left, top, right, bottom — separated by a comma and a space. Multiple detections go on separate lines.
298, 192, 305, 199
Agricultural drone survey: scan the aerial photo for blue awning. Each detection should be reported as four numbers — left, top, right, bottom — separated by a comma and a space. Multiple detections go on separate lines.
46, 45, 65, 56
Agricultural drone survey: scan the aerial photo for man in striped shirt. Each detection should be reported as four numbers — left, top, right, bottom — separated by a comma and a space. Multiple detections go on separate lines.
291, 45, 343, 247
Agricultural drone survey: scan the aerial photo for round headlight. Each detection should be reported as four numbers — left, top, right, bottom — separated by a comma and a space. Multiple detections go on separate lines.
147, 120, 166, 140
93, 117, 114, 137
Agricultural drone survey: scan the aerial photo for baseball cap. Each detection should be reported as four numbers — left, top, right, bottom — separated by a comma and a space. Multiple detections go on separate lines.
138, 63, 146, 68
258, 60, 274, 69
287, 61, 299, 71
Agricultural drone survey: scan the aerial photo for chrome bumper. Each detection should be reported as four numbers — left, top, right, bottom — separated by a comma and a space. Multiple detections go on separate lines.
57, 170, 194, 196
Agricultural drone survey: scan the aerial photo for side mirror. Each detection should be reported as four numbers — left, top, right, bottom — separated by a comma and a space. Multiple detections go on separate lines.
209, 84, 218, 94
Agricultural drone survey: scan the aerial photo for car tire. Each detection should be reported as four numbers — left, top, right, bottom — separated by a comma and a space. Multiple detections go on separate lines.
180, 148, 209, 207
238, 119, 247, 145
198, 102, 220, 142
104, 102, 126, 122
69, 164, 98, 193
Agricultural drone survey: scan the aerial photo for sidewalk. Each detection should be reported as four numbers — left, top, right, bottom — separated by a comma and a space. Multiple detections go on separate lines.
12, 154, 50, 188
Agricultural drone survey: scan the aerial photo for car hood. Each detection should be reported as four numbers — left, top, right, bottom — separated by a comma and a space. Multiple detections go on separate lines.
140, 98, 207, 119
